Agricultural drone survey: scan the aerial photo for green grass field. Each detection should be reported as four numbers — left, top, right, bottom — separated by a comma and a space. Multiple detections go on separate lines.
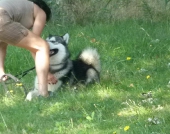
0, 20, 170, 134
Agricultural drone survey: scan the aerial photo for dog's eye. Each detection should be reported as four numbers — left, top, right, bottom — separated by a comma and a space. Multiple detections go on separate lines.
50, 41, 55, 43
50, 50, 54, 55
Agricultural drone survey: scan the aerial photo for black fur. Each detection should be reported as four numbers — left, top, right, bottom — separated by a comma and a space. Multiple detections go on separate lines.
59, 59, 100, 86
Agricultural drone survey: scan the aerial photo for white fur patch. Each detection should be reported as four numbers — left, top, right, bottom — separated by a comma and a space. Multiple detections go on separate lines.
63, 33, 69, 44
80, 48, 100, 72
25, 89, 39, 101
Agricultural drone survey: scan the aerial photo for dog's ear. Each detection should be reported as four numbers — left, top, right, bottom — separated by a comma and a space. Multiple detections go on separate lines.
46, 34, 52, 40
63, 33, 69, 44
48, 34, 53, 38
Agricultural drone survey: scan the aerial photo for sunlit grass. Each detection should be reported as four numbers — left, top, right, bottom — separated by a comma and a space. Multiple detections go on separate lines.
0, 20, 170, 134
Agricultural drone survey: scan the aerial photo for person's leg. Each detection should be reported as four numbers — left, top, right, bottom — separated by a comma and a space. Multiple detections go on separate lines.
14, 31, 49, 97
30, 51, 57, 84
0, 42, 8, 81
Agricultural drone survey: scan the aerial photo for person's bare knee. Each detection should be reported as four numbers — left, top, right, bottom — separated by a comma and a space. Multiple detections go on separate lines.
14, 31, 49, 53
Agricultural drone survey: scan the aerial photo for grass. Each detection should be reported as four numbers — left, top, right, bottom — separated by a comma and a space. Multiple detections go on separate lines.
0, 20, 170, 134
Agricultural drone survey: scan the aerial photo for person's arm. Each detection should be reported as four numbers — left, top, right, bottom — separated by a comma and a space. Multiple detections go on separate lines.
30, 4, 46, 59
32, 4, 46, 36
31, 4, 57, 84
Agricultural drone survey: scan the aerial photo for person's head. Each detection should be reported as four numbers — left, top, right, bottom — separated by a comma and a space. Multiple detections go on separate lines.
29, 0, 51, 22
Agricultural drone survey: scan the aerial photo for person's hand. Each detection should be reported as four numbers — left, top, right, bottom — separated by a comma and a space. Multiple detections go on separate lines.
47, 72, 57, 84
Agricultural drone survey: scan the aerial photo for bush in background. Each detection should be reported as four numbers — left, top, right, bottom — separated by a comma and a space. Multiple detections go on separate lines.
46, 0, 170, 25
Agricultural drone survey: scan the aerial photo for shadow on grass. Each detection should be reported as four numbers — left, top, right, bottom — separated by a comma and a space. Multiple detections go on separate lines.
0, 80, 170, 134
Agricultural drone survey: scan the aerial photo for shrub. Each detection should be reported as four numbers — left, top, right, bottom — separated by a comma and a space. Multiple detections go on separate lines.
46, 0, 170, 25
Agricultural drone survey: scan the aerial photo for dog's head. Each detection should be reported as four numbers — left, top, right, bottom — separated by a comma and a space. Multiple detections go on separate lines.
46, 33, 69, 62
46, 33, 69, 57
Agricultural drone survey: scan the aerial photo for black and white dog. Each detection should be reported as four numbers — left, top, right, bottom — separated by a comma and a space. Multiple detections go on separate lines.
26, 33, 101, 101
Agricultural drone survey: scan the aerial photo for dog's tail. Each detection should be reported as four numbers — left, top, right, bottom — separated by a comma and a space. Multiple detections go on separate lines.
79, 48, 101, 72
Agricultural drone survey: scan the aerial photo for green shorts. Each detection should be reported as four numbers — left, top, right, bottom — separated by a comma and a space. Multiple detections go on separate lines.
0, 8, 28, 45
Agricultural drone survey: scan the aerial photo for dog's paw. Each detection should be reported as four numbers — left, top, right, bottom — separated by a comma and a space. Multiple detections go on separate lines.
25, 90, 39, 101
25, 92, 33, 101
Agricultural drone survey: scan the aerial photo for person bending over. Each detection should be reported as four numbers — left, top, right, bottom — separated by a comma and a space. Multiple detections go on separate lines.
0, 0, 57, 97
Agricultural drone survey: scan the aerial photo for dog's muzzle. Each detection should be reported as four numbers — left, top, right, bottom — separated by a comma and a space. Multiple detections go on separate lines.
50, 49, 58, 57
